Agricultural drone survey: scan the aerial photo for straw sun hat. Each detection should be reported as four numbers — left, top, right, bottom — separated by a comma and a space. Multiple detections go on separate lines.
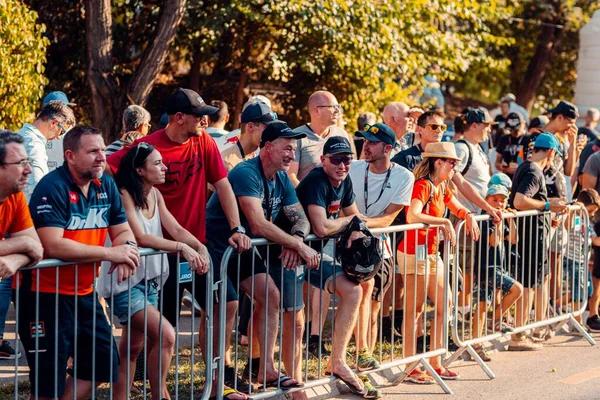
421, 142, 461, 162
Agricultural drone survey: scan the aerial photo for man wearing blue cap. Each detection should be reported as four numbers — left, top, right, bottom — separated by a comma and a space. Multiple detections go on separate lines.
349, 123, 414, 351
42, 91, 76, 107
508, 132, 568, 351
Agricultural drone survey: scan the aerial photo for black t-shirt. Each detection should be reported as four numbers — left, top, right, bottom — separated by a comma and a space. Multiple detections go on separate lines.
579, 127, 600, 143
495, 133, 531, 178
476, 216, 511, 269
509, 161, 550, 245
296, 166, 355, 231
391, 144, 424, 172
523, 132, 567, 199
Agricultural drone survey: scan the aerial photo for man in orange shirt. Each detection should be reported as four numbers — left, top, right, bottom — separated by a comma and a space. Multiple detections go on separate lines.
18, 126, 140, 399
0, 131, 44, 360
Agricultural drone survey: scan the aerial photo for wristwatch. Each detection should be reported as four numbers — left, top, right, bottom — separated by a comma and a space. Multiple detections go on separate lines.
544, 201, 550, 212
124, 240, 138, 248
230, 226, 246, 235
293, 231, 306, 240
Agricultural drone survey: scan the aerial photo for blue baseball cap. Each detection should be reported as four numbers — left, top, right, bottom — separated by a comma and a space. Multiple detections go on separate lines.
488, 173, 512, 189
534, 132, 562, 155
42, 91, 75, 106
486, 184, 509, 198
359, 123, 396, 146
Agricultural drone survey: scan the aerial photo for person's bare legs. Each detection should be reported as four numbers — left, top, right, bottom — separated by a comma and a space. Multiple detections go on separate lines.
370, 300, 382, 350
535, 276, 550, 322
239, 273, 281, 384
58, 379, 94, 400
589, 276, 600, 318
282, 310, 305, 382
354, 279, 375, 352
427, 272, 447, 370
310, 289, 330, 337
401, 273, 426, 359
493, 283, 523, 324
515, 288, 535, 328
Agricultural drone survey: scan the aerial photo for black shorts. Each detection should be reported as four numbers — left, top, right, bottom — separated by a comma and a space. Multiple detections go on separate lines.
372, 258, 393, 302
17, 290, 118, 397
190, 247, 238, 310
514, 240, 548, 288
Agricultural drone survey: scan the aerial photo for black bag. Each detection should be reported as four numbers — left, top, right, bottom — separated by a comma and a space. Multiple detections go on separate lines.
336, 216, 383, 283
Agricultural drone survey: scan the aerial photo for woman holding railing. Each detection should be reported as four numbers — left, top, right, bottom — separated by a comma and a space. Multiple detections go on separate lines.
97, 143, 209, 399
398, 142, 479, 384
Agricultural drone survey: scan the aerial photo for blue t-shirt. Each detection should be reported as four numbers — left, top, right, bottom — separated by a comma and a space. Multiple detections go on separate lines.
206, 157, 298, 255
391, 144, 423, 172
296, 167, 355, 223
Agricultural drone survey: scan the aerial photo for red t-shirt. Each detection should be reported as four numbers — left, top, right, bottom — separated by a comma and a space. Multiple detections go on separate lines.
107, 129, 227, 243
398, 179, 452, 255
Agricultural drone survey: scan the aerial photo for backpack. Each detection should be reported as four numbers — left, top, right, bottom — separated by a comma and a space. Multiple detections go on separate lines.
455, 139, 473, 175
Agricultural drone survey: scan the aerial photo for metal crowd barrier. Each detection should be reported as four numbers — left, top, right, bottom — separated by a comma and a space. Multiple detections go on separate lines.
5, 248, 214, 400
217, 223, 455, 398
447, 206, 596, 379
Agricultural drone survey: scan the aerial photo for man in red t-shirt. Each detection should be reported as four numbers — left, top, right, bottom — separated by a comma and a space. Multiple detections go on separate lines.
0, 131, 43, 360
107, 88, 252, 398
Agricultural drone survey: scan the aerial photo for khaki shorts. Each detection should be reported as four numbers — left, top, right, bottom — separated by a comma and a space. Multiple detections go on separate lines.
397, 251, 444, 276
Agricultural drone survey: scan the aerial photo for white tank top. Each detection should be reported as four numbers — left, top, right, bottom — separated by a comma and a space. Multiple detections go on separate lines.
96, 188, 170, 297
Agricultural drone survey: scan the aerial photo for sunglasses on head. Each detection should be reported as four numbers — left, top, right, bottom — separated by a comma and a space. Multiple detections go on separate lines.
325, 155, 352, 166
132, 142, 150, 161
253, 111, 278, 123
427, 123, 447, 132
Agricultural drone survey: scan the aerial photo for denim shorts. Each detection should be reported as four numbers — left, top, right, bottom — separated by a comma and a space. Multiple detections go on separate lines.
111, 279, 159, 325
564, 259, 592, 303
477, 265, 516, 304
305, 254, 345, 294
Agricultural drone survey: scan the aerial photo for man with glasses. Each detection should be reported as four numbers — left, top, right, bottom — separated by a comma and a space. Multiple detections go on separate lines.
0, 131, 43, 361
16, 101, 76, 201
296, 136, 380, 399
105, 105, 152, 156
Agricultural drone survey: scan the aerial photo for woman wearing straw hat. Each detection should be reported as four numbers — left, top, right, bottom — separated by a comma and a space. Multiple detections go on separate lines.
397, 142, 480, 384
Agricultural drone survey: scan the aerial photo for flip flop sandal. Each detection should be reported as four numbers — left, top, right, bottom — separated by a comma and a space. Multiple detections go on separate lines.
333, 373, 381, 399
262, 375, 302, 391
209, 387, 249, 400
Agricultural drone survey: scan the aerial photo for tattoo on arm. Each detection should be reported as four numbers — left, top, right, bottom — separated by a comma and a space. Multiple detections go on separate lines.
283, 203, 310, 237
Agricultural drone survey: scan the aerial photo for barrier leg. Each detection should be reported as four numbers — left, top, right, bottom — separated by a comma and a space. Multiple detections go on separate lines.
391, 360, 420, 385
569, 314, 596, 345
464, 344, 495, 379
442, 347, 465, 367
420, 358, 453, 394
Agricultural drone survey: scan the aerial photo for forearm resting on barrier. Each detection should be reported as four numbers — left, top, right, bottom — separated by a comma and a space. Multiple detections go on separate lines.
0, 254, 33, 277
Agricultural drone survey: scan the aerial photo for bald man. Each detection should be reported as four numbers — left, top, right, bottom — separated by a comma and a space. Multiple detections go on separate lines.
289, 90, 356, 186
382, 102, 415, 157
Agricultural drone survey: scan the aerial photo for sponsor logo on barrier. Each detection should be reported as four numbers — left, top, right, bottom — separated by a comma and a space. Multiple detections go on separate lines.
179, 262, 193, 283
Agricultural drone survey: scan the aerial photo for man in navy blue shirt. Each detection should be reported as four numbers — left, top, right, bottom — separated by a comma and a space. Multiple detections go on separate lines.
206, 122, 319, 392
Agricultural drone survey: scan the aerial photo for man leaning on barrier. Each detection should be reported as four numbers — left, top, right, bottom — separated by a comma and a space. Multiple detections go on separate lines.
18, 126, 140, 399
296, 136, 381, 399
508, 132, 568, 351
206, 121, 319, 395
0, 131, 44, 360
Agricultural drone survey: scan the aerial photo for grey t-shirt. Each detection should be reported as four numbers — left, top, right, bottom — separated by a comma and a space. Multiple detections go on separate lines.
454, 139, 491, 213
583, 151, 600, 194
292, 124, 355, 181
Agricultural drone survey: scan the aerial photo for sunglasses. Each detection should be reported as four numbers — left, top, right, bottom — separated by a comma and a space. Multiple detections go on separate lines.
325, 155, 352, 166
132, 142, 150, 161
445, 159, 458, 167
57, 121, 67, 137
427, 123, 447, 132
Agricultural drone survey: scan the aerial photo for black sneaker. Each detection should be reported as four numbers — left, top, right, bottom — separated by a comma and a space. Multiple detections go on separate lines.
0, 340, 21, 360
308, 337, 330, 358
587, 315, 600, 333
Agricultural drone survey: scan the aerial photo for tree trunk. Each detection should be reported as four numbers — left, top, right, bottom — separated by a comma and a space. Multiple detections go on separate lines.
85, 0, 186, 142
515, 4, 564, 113
189, 48, 202, 93
85, 0, 121, 142
127, 0, 187, 105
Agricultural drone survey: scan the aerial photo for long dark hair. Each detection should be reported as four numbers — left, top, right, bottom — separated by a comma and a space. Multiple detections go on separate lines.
115, 142, 156, 209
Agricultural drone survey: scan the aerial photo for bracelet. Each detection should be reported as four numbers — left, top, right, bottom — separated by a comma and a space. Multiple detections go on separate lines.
176, 242, 183, 252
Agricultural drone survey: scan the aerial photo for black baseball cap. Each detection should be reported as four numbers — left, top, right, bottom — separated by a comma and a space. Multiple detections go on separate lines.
464, 107, 497, 125
529, 115, 549, 129
241, 102, 278, 125
323, 136, 353, 155
505, 112, 523, 131
360, 123, 396, 145
547, 100, 579, 120
165, 88, 219, 116
260, 122, 306, 148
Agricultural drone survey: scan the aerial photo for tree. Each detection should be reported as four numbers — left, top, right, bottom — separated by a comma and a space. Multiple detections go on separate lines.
85, 0, 186, 141
0, 0, 49, 130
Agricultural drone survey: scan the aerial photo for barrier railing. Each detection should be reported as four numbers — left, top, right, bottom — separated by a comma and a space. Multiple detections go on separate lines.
216, 223, 455, 398
6, 248, 214, 400
447, 206, 596, 379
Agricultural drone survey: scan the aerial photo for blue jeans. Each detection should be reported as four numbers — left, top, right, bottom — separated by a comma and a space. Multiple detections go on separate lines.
0, 276, 13, 338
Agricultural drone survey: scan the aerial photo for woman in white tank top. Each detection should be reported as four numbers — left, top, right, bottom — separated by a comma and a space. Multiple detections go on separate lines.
98, 142, 209, 400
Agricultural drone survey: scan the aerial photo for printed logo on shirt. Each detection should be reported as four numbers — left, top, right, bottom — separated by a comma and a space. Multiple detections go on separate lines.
69, 191, 79, 203
327, 200, 342, 217
66, 206, 109, 230
30, 321, 46, 338
96, 192, 108, 200
165, 154, 203, 186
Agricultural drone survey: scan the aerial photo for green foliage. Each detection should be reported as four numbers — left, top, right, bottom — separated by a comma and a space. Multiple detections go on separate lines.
0, 0, 49, 130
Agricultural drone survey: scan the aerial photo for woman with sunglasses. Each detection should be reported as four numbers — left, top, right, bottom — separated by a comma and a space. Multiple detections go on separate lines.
97, 143, 210, 400
397, 142, 479, 384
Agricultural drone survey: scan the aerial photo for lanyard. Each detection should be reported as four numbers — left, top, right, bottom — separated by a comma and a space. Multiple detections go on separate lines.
257, 159, 273, 222
364, 165, 392, 213
236, 141, 245, 158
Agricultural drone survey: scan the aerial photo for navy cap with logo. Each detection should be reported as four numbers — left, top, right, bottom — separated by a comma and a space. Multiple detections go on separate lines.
241, 102, 278, 125
323, 136, 353, 155
464, 107, 497, 125
360, 123, 396, 146
260, 122, 306, 148
505, 112, 524, 131
165, 88, 219, 116
547, 100, 579, 120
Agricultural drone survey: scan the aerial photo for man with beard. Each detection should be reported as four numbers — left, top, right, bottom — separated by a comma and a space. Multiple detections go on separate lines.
21, 126, 140, 399
0, 131, 43, 360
